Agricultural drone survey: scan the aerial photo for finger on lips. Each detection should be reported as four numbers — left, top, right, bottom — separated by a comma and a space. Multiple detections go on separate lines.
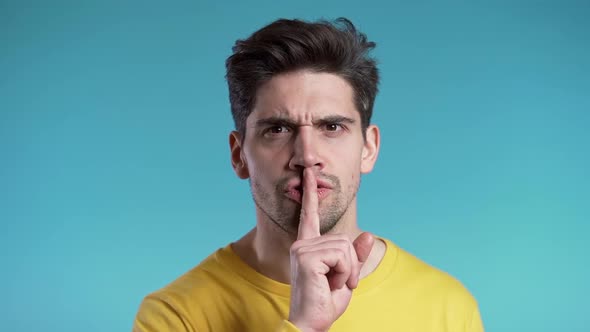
297, 167, 320, 240
293, 168, 372, 291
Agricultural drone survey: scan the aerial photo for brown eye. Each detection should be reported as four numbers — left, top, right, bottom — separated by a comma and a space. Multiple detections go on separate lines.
325, 123, 342, 131
264, 125, 291, 137
270, 126, 287, 133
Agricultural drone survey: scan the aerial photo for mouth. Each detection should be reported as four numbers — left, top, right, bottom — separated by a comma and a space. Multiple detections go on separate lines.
284, 181, 332, 204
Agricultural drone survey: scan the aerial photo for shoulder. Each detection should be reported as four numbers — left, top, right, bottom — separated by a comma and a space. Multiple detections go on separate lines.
149, 245, 236, 304
384, 238, 479, 307
133, 246, 235, 331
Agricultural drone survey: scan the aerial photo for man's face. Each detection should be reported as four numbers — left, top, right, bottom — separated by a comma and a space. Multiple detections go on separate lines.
230, 70, 379, 235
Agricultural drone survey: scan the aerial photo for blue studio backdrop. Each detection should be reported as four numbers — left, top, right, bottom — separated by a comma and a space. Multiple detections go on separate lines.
1, 1, 588, 331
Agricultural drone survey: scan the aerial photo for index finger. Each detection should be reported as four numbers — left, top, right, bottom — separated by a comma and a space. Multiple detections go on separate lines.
297, 168, 320, 240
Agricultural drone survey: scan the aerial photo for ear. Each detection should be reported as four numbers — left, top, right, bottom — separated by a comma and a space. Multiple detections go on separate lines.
361, 125, 380, 174
229, 131, 249, 179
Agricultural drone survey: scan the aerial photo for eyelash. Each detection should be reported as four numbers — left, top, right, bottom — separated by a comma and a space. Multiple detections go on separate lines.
264, 125, 291, 135
262, 123, 346, 137
324, 123, 343, 132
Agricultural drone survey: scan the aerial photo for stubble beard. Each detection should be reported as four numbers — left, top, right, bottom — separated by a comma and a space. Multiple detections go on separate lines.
250, 174, 359, 236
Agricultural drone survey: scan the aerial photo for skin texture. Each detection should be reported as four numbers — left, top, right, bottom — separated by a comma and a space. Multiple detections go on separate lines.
229, 70, 382, 332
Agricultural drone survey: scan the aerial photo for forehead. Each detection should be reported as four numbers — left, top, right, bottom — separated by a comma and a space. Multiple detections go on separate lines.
249, 70, 358, 122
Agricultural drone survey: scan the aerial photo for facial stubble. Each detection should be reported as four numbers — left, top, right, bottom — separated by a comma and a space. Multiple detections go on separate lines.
250, 173, 358, 236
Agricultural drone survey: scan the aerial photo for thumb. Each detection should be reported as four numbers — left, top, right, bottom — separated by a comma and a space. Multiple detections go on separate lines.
353, 232, 374, 263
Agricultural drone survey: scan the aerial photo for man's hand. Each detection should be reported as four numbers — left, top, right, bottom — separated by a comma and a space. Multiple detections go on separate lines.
288, 168, 374, 332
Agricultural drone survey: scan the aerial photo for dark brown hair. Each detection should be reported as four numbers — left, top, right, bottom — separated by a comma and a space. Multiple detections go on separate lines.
225, 17, 380, 138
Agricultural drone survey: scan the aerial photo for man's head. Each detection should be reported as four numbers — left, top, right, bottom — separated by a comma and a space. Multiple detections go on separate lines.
226, 18, 381, 235
226, 18, 379, 140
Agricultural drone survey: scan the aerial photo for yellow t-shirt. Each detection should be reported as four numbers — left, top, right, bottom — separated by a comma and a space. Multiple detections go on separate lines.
133, 238, 484, 331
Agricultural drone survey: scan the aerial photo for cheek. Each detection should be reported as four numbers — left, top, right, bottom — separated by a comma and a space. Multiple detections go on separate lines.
341, 148, 364, 172
245, 148, 285, 178
350, 172, 360, 186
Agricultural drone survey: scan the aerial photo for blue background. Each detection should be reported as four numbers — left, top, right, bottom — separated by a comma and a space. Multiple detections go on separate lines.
1, 1, 588, 331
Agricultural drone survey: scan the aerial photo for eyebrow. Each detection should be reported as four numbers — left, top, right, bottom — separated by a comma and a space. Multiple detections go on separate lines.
255, 115, 356, 128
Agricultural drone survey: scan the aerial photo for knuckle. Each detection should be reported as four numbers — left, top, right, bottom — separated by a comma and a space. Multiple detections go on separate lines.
338, 251, 350, 267
337, 238, 350, 248
290, 242, 303, 255
335, 249, 349, 266
290, 243, 313, 261
335, 234, 349, 241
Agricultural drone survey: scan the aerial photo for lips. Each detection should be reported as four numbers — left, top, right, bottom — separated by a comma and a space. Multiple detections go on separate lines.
284, 178, 333, 204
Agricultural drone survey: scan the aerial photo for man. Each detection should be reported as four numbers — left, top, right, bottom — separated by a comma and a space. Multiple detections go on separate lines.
133, 18, 483, 332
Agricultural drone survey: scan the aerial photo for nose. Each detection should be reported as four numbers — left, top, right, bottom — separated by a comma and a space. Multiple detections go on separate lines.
288, 126, 324, 171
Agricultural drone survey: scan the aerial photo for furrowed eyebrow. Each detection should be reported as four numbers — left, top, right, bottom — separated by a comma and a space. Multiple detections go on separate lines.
313, 115, 356, 126
255, 117, 298, 128
255, 115, 356, 128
